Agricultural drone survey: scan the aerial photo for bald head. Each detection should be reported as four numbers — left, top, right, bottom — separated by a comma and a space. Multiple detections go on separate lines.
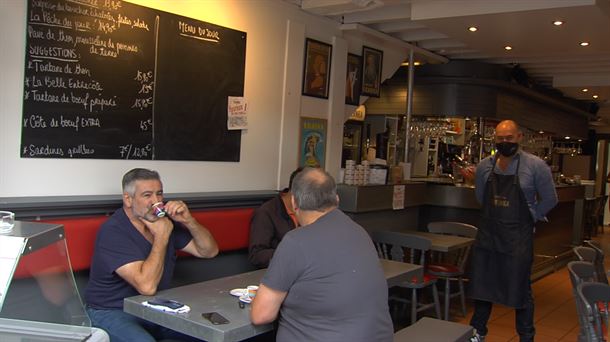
495, 120, 522, 144
291, 167, 338, 212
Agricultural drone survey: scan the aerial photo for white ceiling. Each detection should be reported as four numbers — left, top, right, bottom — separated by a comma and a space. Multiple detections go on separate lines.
289, 0, 610, 123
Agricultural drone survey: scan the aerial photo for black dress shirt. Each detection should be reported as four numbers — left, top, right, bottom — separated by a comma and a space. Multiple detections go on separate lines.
248, 193, 296, 268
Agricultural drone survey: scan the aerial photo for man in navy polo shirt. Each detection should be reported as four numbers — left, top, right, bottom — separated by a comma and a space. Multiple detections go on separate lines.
85, 168, 218, 342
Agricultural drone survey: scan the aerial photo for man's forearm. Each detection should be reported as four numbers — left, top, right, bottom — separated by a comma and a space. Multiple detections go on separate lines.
184, 219, 219, 258
135, 239, 167, 295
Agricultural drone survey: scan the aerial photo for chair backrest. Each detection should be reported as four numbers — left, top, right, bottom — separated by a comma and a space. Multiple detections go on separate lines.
568, 261, 599, 339
426, 222, 477, 271
585, 241, 609, 284
575, 246, 598, 263
577, 282, 610, 341
568, 261, 598, 289
371, 230, 431, 266
427, 222, 478, 238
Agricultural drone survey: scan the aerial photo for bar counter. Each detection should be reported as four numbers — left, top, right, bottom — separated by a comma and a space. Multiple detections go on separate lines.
337, 182, 585, 279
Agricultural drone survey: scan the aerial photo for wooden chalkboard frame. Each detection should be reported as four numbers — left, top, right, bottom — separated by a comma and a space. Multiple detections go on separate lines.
21, 0, 246, 161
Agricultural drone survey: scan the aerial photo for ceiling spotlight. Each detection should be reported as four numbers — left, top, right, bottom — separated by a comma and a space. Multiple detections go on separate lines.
468, 26, 478, 32
504, 46, 512, 51
538, 130, 544, 134
565, 136, 571, 140
593, 95, 599, 99
578, 139, 583, 142
552, 20, 563, 26
582, 88, 589, 92
580, 41, 590, 46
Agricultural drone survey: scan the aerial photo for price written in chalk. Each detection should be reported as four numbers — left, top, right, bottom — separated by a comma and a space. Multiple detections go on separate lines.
118, 143, 152, 159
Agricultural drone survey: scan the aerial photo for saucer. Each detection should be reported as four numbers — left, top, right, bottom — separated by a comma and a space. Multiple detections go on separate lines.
230, 288, 246, 297
238, 295, 252, 304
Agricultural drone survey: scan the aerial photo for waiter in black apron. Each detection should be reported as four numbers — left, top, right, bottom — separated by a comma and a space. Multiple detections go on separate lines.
470, 120, 558, 342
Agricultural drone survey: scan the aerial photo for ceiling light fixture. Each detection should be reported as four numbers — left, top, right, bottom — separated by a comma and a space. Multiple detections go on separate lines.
593, 95, 599, 99
468, 26, 478, 32
539, 130, 544, 134
580, 41, 590, 46
400, 61, 422, 66
504, 46, 512, 51
552, 20, 563, 26
565, 136, 571, 140
582, 88, 589, 92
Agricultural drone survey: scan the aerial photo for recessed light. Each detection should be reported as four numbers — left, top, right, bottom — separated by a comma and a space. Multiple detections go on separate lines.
565, 136, 571, 140
593, 95, 599, 99
468, 26, 478, 32
552, 20, 563, 26
582, 88, 589, 92
580, 41, 590, 47
539, 130, 544, 134
578, 139, 583, 142
504, 46, 512, 51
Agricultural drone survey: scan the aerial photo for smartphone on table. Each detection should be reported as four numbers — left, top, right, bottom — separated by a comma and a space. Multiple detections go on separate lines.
147, 298, 185, 310
202, 312, 230, 325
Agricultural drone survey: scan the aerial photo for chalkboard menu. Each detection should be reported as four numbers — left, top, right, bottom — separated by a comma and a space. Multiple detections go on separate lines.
21, 0, 246, 161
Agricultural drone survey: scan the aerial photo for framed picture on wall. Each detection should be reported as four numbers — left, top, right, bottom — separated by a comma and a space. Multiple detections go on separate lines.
302, 38, 332, 99
299, 117, 327, 168
345, 53, 362, 105
361, 46, 383, 97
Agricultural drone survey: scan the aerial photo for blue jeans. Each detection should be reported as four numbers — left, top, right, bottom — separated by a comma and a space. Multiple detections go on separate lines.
86, 307, 202, 342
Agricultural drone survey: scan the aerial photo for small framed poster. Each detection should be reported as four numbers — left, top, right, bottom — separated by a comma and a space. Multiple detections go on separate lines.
345, 53, 362, 105
299, 117, 327, 168
302, 38, 332, 99
361, 46, 383, 97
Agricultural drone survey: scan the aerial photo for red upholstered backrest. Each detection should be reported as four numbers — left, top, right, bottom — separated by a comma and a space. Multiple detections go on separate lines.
14, 207, 254, 277
41, 216, 109, 272
190, 208, 253, 252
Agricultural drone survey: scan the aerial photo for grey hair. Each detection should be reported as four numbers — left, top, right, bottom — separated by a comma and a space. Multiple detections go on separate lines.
122, 168, 161, 196
291, 167, 338, 211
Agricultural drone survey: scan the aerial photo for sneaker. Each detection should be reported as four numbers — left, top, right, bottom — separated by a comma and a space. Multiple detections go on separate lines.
470, 332, 486, 342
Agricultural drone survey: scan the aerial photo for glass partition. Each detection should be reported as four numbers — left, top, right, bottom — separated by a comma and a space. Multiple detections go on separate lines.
0, 221, 96, 341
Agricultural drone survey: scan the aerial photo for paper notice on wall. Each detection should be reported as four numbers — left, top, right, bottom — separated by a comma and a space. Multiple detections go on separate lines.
393, 185, 405, 210
227, 96, 248, 130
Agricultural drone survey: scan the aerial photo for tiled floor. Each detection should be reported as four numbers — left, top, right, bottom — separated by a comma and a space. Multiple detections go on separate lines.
442, 229, 610, 342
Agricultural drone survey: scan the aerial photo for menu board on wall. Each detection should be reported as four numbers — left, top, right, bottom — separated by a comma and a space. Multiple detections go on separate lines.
21, 0, 246, 161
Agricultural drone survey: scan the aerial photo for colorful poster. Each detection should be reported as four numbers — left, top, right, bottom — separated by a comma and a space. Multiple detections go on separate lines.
299, 117, 327, 168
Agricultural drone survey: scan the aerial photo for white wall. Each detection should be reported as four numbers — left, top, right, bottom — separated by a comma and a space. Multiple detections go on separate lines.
0, 0, 409, 197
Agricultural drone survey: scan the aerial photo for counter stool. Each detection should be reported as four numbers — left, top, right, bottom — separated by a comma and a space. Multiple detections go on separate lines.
426, 222, 478, 320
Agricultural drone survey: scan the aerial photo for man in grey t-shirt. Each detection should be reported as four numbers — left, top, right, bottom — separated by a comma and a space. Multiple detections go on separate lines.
250, 167, 392, 342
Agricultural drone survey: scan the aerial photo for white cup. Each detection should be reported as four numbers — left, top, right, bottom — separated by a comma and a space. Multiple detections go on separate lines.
247, 285, 259, 298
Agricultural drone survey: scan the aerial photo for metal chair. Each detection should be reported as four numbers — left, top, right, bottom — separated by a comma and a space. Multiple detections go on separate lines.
577, 282, 610, 342
585, 240, 609, 284
575, 246, 598, 264
371, 230, 441, 325
568, 261, 598, 342
426, 222, 478, 320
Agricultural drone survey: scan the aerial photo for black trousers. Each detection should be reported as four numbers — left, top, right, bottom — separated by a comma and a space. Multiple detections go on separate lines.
469, 284, 535, 341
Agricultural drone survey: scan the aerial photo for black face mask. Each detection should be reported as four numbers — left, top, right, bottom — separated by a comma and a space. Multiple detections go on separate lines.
496, 142, 519, 157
